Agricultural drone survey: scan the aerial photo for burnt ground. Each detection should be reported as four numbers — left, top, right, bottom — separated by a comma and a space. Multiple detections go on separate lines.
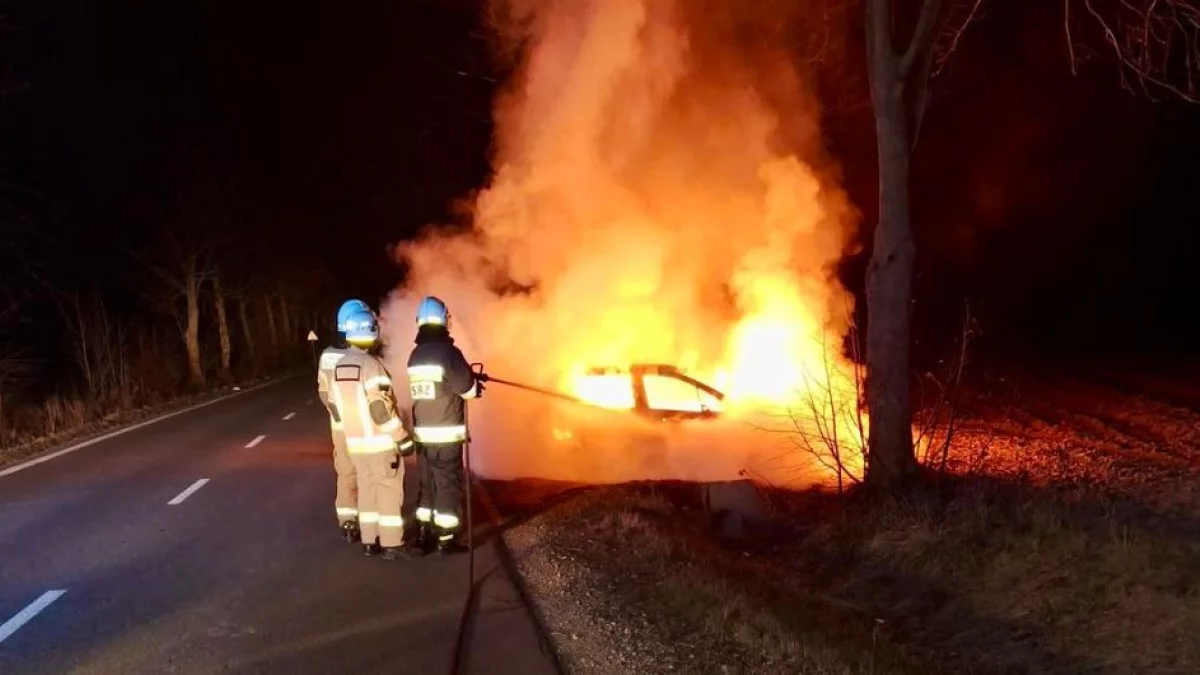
483, 365, 1200, 675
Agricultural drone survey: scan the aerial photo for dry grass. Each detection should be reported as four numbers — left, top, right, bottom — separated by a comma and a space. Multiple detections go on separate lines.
506, 476, 1200, 675
776, 479, 1200, 675
505, 485, 932, 674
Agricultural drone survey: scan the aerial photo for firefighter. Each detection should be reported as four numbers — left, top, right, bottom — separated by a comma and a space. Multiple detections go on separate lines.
406, 296, 484, 554
317, 298, 372, 543
331, 309, 417, 560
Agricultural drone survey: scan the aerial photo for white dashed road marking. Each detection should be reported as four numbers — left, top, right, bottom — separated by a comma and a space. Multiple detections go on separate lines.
282, 412, 296, 421
0, 590, 67, 646
167, 479, 210, 506
245, 435, 266, 449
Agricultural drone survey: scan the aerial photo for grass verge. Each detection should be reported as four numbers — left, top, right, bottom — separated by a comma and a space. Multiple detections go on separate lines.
503, 484, 932, 674
504, 478, 1200, 674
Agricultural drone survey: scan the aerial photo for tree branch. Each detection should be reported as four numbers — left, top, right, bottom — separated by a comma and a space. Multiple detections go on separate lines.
901, 0, 948, 78
1072, 0, 1200, 102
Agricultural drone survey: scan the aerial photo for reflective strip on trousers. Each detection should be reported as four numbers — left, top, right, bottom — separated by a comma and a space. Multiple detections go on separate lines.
413, 425, 467, 443
360, 511, 380, 524
378, 514, 404, 528
415, 507, 432, 522
336, 506, 358, 518
434, 512, 460, 529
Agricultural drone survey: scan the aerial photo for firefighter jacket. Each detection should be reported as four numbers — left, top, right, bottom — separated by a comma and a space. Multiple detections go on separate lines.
327, 346, 413, 454
406, 333, 479, 445
317, 345, 348, 431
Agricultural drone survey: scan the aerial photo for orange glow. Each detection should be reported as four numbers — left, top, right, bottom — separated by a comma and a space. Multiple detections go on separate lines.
573, 371, 636, 410
384, 0, 872, 486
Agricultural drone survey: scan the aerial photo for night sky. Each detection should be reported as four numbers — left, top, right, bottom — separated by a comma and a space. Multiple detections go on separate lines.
2, 0, 1197, 369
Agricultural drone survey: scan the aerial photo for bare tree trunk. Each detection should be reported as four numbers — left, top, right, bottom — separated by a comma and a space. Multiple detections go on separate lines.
184, 263, 205, 389
863, 0, 932, 491
279, 294, 292, 362
213, 276, 233, 384
238, 297, 256, 369
264, 295, 279, 367
70, 293, 95, 397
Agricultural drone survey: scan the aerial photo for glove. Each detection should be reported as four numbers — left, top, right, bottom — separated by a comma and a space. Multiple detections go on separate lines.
397, 439, 415, 458
475, 379, 486, 398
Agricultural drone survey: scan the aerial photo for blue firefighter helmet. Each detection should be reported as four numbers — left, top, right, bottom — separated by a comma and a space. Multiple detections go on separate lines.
336, 299, 372, 333
343, 310, 379, 347
416, 296, 449, 327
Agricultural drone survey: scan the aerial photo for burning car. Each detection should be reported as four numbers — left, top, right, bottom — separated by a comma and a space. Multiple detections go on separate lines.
546, 364, 729, 475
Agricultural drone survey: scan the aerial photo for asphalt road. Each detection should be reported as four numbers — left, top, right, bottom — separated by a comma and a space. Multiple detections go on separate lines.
0, 376, 558, 674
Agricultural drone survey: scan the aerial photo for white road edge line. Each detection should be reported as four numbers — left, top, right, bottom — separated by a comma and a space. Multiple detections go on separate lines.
0, 376, 295, 480
282, 412, 296, 421
0, 589, 67, 646
245, 435, 266, 448
167, 478, 210, 506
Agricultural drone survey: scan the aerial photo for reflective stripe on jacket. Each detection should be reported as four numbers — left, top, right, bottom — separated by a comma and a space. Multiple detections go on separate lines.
329, 347, 412, 454
407, 337, 477, 439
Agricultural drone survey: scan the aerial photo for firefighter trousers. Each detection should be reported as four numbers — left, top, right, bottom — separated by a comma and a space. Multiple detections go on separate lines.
331, 429, 358, 524
350, 449, 405, 548
416, 442, 464, 537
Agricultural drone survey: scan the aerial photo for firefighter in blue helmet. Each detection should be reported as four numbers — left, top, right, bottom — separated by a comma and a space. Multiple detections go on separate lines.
406, 296, 483, 554
332, 310, 416, 559
317, 299, 373, 542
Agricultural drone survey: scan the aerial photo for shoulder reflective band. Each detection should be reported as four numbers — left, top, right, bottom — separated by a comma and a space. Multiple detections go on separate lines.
413, 425, 467, 443
364, 374, 392, 391
407, 364, 445, 382
319, 352, 344, 370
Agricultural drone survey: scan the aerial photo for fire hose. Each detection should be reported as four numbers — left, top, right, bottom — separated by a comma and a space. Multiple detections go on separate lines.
476, 373, 595, 407
449, 366, 587, 673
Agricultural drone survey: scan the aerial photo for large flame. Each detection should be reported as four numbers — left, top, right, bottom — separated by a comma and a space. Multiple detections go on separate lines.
382, 0, 865, 486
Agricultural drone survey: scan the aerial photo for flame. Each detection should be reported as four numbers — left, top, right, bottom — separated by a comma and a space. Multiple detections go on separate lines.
382, 0, 867, 487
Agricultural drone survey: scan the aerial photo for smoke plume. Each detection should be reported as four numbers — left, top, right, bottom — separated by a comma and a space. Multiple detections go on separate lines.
382, 0, 860, 485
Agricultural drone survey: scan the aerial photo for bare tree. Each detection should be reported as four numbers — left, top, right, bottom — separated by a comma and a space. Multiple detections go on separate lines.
229, 280, 259, 374
0, 295, 39, 442
860, 0, 1200, 491
212, 273, 233, 383
264, 293, 279, 353
135, 227, 218, 389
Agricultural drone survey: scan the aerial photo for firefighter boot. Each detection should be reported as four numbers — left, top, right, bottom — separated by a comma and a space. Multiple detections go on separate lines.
363, 537, 382, 556
417, 522, 436, 554
436, 528, 468, 555
340, 520, 360, 544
